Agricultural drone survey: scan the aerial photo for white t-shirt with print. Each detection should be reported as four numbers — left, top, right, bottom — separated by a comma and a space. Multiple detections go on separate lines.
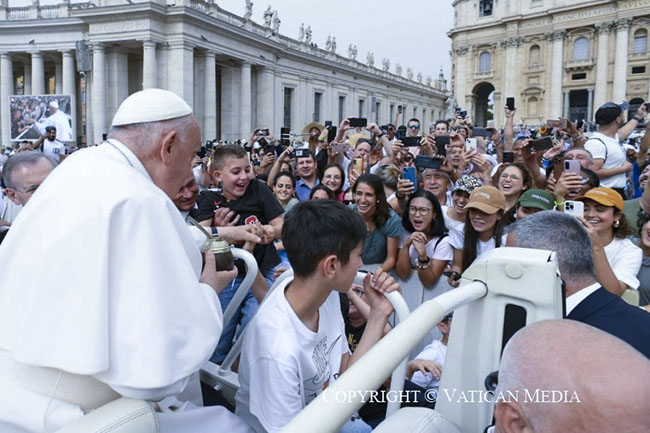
449, 228, 508, 258
42, 139, 65, 161
584, 132, 627, 188
603, 237, 642, 290
236, 278, 349, 433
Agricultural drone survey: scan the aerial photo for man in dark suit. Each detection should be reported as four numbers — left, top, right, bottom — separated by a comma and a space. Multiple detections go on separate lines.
507, 211, 650, 359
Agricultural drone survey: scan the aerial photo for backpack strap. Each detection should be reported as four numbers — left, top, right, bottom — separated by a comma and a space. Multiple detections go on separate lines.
588, 137, 608, 160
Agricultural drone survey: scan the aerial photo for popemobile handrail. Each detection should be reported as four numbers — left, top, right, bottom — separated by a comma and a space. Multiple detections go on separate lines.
279, 281, 488, 433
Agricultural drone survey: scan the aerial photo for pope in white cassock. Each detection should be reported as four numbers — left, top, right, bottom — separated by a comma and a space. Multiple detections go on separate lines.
0, 89, 254, 432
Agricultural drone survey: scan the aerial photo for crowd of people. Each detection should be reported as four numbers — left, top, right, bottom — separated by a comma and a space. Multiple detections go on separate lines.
0, 87, 648, 433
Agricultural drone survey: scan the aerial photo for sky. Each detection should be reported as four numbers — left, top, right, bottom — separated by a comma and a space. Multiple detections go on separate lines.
216, 0, 454, 85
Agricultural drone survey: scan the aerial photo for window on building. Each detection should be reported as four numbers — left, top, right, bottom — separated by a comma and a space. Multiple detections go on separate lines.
529, 45, 540, 67
634, 29, 648, 54
528, 96, 539, 117
479, 51, 491, 73
375, 101, 381, 123
572, 37, 589, 61
413, 107, 418, 119
339, 95, 346, 123
314, 92, 322, 122
571, 73, 587, 80
283, 88, 293, 129
479, 0, 493, 17
390, 104, 395, 122
359, 99, 365, 117
631, 66, 646, 74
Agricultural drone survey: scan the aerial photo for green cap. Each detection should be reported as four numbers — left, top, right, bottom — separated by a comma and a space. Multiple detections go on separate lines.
518, 189, 555, 211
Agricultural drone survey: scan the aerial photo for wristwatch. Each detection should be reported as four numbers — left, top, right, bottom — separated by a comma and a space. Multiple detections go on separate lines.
211, 227, 219, 237
416, 257, 431, 269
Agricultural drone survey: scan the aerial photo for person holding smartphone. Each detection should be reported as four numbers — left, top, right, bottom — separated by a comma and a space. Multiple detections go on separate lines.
576, 187, 641, 297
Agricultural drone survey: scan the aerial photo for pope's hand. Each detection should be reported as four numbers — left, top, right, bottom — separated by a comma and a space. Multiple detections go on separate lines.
217, 226, 262, 244
201, 251, 237, 294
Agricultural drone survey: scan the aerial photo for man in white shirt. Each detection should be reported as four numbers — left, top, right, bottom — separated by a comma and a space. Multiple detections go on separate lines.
36, 100, 73, 141
0, 89, 253, 432
507, 211, 650, 359
585, 102, 647, 197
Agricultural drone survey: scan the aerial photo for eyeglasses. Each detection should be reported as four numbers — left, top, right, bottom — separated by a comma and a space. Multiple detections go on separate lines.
500, 174, 521, 181
407, 124, 420, 129
352, 288, 365, 297
408, 206, 433, 215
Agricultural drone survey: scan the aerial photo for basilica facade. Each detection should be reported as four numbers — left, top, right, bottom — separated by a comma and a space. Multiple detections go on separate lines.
0, 0, 448, 145
449, 0, 650, 127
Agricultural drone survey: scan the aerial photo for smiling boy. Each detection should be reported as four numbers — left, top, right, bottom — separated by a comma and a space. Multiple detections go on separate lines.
235, 200, 399, 432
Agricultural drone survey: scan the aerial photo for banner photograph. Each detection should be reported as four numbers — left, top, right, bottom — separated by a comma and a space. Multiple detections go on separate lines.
9, 95, 73, 142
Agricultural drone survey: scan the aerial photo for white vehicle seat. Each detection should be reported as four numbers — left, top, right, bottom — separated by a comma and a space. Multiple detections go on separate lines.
56, 398, 157, 433
372, 408, 461, 433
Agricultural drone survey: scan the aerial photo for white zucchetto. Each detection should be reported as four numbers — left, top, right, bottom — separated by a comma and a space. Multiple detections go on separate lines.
111, 88, 193, 126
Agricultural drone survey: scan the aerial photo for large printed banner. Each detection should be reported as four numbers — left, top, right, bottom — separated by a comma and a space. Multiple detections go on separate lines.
10, 94, 74, 142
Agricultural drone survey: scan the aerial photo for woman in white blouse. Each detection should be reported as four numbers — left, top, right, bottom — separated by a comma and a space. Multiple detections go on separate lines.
577, 187, 642, 297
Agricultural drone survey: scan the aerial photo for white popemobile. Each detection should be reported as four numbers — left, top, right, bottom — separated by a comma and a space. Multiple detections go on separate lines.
58, 247, 563, 433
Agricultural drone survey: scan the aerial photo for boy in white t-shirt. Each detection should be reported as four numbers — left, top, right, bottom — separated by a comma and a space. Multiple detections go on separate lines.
236, 200, 399, 433
407, 312, 452, 392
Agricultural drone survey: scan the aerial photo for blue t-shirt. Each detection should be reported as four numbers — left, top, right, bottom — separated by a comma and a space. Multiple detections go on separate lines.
350, 206, 402, 264
295, 178, 320, 201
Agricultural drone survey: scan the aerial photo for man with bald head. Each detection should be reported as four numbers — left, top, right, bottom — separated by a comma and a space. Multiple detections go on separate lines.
494, 320, 650, 433
0, 89, 253, 432
508, 211, 650, 359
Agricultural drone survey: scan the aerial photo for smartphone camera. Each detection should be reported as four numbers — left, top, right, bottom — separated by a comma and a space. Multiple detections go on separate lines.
566, 202, 574, 211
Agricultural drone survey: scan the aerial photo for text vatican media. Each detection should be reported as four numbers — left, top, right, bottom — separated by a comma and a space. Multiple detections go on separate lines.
439, 389, 581, 404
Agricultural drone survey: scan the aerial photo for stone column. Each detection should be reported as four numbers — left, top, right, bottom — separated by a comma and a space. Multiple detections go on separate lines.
106, 46, 128, 125
612, 18, 631, 103
593, 22, 612, 111
24, 62, 32, 94
256, 66, 274, 130
61, 50, 76, 139
203, 51, 217, 140
548, 30, 565, 118
454, 46, 469, 112
142, 40, 157, 90
91, 43, 106, 144
55, 60, 62, 94
563, 91, 569, 118
167, 42, 194, 108
30, 51, 45, 95
502, 37, 522, 103
587, 88, 594, 121
1, 53, 13, 144
239, 61, 252, 138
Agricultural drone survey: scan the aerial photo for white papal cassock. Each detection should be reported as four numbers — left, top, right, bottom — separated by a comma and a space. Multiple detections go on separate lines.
0, 139, 252, 433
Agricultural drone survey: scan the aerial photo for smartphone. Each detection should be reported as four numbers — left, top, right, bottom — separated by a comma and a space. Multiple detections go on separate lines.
325, 120, 333, 127
353, 157, 364, 174
645, 103, 650, 111
528, 136, 554, 153
397, 105, 403, 114
280, 127, 290, 146
197, 146, 207, 158
257, 137, 269, 148
502, 151, 514, 163
473, 127, 492, 137
402, 136, 421, 147
291, 148, 310, 159
459, 110, 467, 119
257, 128, 269, 137
435, 135, 450, 157
349, 118, 368, 128
402, 166, 417, 192
564, 159, 581, 176
547, 119, 568, 129
443, 270, 461, 281
330, 142, 350, 154
396, 127, 406, 140
466, 137, 477, 152
564, 200, 584, 218
506, 97, 515, 111
274, 145, 286, 158
327, 126, 337, 143
553, 159, 564, 181
415, 155, 442, 170
576, 119, 584, 130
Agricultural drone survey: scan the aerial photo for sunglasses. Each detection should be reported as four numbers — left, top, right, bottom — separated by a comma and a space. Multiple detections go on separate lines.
407, 124, 420, 129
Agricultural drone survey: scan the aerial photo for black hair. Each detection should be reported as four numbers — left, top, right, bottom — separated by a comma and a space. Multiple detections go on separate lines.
461, 209, 506, 272
45, 126, 56, 133
273, 171, 296, 188
401, 190, 446, 238
283, 200, 366, 278
407, 118, 421, 126
319, 163, 346, 195
309, 184, 336, 200
352, 173, 391, 228
435, 120, 450, 130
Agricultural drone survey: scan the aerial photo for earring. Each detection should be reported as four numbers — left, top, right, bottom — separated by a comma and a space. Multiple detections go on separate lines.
614, 220, 620, 228
377, 200, 380, 203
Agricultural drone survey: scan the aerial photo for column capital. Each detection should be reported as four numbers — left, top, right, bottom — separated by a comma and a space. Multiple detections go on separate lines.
0, 52, 11, 60
240, 60, 252, 67
27, 50, 42, 56
167, 40, 194, 51
615, 18, 632, 31
546, 30, 565, 42
59, 49, 74, 56
454, 46, 469, 56
501, 36, 524, 49
595, 21, 614, 35
91, 42, 105, 52
141, 40, 157, 49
